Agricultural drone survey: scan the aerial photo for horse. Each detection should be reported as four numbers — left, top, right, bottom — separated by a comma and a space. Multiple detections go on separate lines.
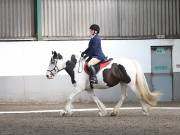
46, 51, 160, 116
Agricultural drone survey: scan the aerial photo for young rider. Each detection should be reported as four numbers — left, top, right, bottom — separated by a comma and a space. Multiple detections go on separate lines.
81, 24, 106, 84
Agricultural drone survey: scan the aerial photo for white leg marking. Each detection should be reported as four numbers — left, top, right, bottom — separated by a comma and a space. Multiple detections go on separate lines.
64, 86, 83, 116
88, 90, 107, 116
111, 84, 127, 116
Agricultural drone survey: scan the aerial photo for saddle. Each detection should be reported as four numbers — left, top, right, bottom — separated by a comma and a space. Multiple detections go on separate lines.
84, 58, 113, 75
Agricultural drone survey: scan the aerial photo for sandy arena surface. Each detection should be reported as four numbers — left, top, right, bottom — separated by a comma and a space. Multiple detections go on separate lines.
0, 102, 180, 135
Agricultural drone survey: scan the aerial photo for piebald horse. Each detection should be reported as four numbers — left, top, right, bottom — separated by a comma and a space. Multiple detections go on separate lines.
46, 51, 160, 116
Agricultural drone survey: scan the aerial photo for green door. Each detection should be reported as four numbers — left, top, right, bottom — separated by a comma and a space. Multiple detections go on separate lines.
151, 46, 173, 101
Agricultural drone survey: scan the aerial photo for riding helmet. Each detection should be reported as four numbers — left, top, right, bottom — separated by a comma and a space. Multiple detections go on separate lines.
89, 24, 100, 34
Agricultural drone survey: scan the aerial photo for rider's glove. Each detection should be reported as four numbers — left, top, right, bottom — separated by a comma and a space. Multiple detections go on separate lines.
81, 52, 85, 57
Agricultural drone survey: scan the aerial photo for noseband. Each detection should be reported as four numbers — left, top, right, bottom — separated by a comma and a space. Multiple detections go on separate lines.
47, 65, 64, 76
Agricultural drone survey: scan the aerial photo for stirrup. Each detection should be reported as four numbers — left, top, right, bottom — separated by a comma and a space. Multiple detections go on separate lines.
89, 78, 97, 89
90, 77, 98, 84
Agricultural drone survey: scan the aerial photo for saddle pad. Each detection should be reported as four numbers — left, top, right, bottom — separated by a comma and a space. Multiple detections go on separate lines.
84, 58, 113, 74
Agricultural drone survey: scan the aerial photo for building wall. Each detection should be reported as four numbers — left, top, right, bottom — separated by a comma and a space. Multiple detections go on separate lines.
41, 0, 180, 39
0, 0, 34, 39
0, 0, 180, 40
0, 39, 180, 103
173, 41, 180, 100
174, 73, 180, 100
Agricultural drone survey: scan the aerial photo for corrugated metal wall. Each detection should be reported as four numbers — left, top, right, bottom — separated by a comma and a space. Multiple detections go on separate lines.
118, 0, 180, 38
42, 0, 180, 39
0, 0, 179, 39
42, 0, 119, 38
0, 0, 34, 39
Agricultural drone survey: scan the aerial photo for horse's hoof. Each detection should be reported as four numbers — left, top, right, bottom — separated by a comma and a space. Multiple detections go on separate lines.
60, 110, 67, 117
142, 110, 149, 116
98, 112, 103, 117
98, 112, 106, 117
61, 112, 73, 117
60, 110, 73, 117
68, 113, 73, 117
110, 112, 117, 117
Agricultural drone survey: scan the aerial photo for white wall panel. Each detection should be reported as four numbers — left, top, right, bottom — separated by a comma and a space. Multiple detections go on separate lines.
0, 39, 180, 103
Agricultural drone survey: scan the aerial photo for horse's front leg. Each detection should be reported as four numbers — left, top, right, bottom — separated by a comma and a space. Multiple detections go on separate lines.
88, 90, 107, 117
111, 84, 127, 116
62, 85, 83, 116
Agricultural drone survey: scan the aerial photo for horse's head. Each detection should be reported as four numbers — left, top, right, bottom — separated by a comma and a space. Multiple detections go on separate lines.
46, 51, 64, 79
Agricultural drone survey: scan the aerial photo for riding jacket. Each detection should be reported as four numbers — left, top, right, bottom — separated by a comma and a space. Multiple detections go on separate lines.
82, 34, 106, 61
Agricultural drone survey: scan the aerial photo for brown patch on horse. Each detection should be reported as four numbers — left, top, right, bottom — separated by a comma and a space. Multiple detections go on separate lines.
103, 63, 131, 87
111, 63, 131, 83
103, 68, 120, 87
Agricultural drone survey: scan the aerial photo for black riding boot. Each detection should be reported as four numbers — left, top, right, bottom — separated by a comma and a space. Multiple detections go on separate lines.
89, 65, 98, 84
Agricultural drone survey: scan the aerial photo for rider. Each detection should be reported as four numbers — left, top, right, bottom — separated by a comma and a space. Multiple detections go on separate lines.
81, 24, 106, 84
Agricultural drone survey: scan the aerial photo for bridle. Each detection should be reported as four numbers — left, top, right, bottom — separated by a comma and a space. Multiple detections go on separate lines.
48, 55, 83, 76
47, 59, 64, 76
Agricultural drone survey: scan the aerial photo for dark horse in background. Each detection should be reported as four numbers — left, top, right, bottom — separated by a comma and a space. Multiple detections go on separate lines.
46, 51, 160, 116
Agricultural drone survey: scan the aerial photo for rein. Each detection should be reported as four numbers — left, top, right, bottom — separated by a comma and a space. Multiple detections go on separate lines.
78, 57, 83, 73
47, 65, 64, 76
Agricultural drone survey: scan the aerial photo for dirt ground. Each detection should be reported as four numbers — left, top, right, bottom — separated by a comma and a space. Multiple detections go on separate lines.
0, 102, 180, 135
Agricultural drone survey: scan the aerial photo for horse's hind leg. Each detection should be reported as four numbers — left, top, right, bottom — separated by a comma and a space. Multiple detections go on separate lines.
129, 83, 150, 116
63, 86, 83, 116
140, 100, 151, 115
88, 90, 107, 116
111, 84, 127, 116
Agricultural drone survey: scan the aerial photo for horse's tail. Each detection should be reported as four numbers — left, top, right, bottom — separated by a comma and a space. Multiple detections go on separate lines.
134, 60, 160, 106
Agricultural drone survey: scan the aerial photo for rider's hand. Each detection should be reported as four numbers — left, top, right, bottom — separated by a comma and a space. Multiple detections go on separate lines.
81, 52, 85, 57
